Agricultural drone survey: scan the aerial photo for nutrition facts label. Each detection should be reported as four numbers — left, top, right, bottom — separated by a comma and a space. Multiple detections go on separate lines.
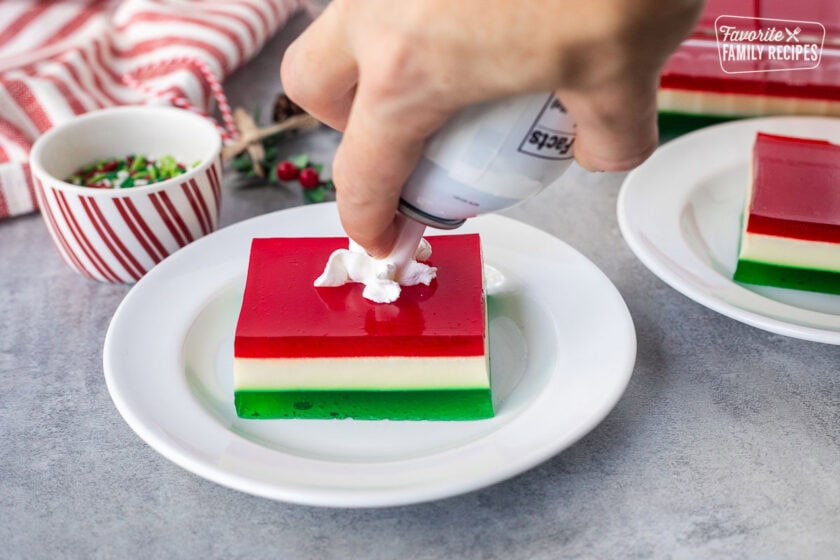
517, 95, 576, 160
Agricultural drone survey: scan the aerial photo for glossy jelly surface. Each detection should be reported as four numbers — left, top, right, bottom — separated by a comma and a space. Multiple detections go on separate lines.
234, 235, 486, 358
747, 132, 840, 243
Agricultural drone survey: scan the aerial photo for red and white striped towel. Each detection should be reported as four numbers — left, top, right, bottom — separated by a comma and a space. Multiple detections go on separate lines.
0, 0, 306, 221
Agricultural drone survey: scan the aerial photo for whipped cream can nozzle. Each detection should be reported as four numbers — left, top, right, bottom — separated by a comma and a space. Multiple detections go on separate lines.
398, 92, 576, 229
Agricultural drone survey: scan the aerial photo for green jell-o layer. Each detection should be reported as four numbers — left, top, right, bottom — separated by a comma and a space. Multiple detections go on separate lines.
234, 389, 494, 420
734, 260, 840, 295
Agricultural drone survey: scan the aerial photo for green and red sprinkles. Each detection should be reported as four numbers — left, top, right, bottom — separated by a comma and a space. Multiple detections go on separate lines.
66, 155, 200, 189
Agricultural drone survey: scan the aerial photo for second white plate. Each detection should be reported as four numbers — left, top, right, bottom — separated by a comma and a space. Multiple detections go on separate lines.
618, 117, 840, 345
104, 203, 636, 507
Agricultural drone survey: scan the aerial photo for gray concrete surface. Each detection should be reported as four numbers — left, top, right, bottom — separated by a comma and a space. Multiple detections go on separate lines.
2, 11, 839, 560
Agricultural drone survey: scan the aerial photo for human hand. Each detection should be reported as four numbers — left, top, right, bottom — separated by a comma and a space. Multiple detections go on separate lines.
281, 0, 703, 257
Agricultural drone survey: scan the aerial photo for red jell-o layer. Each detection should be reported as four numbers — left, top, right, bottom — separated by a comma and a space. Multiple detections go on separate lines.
746, 132, 840, 243
234, 235, 486, 359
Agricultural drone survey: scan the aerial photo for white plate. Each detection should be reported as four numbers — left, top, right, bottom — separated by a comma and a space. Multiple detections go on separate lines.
104, 203, 635, 507
618, 117, 840, 345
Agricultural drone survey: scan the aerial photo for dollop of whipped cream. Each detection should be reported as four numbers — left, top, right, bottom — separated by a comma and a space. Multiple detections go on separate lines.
314, 238, 437, 303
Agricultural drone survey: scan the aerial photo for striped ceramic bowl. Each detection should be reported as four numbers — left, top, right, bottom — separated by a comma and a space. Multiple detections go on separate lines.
29, 106, 223, 283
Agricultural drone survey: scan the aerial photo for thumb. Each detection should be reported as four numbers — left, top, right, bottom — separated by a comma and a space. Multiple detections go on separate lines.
558, 75, 659, 172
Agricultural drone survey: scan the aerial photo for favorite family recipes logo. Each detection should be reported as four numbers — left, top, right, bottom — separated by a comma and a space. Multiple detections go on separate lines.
715, 15, 825, 74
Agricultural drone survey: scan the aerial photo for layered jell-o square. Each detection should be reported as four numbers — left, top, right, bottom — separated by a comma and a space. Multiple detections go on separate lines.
233, 235, 493, 420
734, 132, 840, 294
658, 0, 840, 121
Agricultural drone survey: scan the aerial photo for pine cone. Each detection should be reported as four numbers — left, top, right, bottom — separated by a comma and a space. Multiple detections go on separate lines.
273, 93, 306, 123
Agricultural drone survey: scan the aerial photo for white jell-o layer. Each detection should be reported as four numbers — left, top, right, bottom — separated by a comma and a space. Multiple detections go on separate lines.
233, 355, 491, 391
658, 89, 840, 117
738, 232, 840, 272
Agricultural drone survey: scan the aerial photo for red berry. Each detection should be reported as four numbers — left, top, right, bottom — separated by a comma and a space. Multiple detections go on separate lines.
100, 160, 119, 172
298, 167, 320, 190
276, 160, 299, 181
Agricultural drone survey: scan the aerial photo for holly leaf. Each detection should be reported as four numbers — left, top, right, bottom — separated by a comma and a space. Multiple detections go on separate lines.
231, 153, 252, 172
268, 162, 279, 182
311, 163, 323, 175
304, 186, 325, 204
264, 145, 278, 162
321, 179, 335, 191
288, 154, 309, 169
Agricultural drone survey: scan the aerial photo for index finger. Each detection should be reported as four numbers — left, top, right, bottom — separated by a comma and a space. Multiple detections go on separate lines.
332, 87, 451, 258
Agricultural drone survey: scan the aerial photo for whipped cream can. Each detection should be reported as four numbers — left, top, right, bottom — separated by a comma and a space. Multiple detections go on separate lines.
398, 92, 576, 229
